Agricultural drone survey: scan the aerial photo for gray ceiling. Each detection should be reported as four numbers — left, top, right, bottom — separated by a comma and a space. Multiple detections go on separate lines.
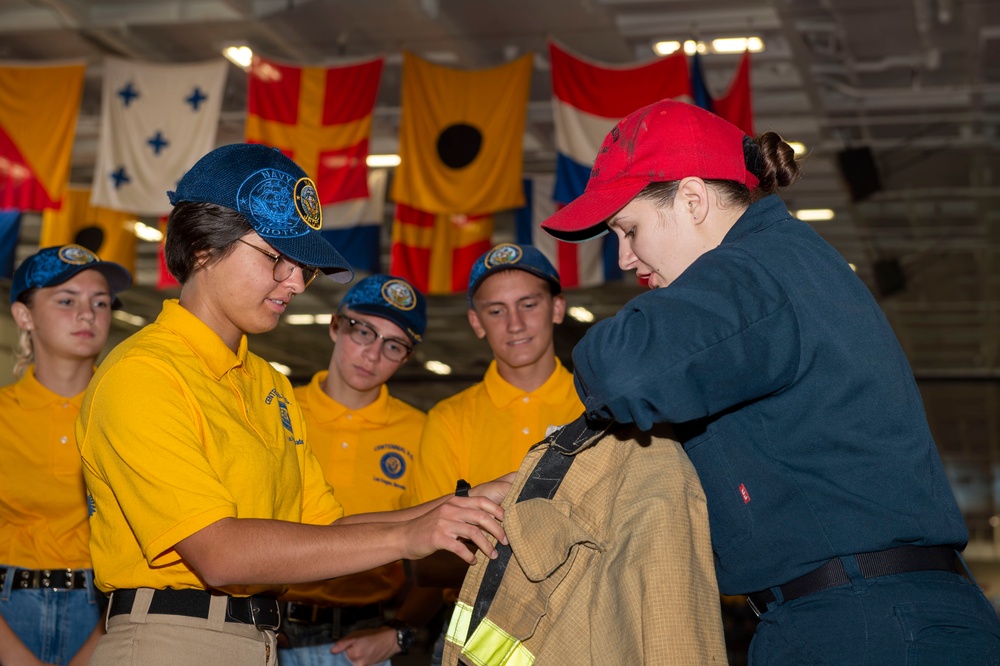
3, 0, 1000, 545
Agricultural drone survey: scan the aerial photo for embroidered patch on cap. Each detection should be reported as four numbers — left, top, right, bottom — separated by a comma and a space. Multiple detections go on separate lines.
236, 168, 303, 237
483, 243, 523, 269
58, 244, 99, 266
381, 279, 417, 311
294, 177, 322, 230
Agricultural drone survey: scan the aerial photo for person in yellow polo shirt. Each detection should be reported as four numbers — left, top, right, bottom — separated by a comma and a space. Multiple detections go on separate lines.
0, 244, 131, 666
279, 274, 428, 666
403, 242, 585, 664
75, 144, 510, 666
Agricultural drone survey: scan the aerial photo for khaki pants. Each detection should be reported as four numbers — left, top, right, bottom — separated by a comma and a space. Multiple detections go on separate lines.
91, 588, 278, 666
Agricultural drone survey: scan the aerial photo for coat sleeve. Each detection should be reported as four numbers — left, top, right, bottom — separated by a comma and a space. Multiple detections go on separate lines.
572, 247, 801, 431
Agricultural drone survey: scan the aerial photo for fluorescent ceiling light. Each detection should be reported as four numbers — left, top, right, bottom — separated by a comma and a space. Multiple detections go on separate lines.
653, 41, 681, 56
787, 141, 807, 158
315, 313, 333, 325
366, 154, 401, 168
568, 306, 595, 323
683, 40, 706, 55
849, 263, 858, 272
795, 209, 836, 221
223, 45, 253, 69
133, 221, 162, 242
269, 361, 292, 376
112, 310, 147, 327
712, 37, 764, 53
285, 314, 316, 325
424, 360, 452, 375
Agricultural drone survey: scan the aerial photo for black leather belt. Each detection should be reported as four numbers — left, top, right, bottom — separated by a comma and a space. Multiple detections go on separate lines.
109, 588, 280, 630
283, 601, 382, 627
747, 545, 959, 616
1, 567, 89, 590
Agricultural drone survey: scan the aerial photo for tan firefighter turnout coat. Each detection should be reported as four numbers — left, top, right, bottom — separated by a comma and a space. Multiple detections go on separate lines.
444, 416, 727, 665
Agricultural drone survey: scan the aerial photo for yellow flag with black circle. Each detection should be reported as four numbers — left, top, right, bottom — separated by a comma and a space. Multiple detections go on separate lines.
390, 52, 532, 215
40, 187, 137, 275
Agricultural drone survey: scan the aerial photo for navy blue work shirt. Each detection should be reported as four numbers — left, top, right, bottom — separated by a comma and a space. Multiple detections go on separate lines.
572, 194, 968, 595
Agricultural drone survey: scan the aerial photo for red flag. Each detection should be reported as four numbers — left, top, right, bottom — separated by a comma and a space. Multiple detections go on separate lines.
157, 216, 179, 290
713, 51, 754, 136
245, 56, 383, 205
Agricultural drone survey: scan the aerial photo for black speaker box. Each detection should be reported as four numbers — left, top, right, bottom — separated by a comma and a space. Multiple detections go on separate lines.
837, 147, 883, 202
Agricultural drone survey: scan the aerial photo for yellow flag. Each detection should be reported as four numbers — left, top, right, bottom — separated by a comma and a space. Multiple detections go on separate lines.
41, 188, 137, 275
391, 52, 532, 215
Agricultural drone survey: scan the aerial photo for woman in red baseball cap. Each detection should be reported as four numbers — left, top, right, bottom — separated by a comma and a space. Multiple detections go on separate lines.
0, 244, 131, 665
543, 99, 999, 663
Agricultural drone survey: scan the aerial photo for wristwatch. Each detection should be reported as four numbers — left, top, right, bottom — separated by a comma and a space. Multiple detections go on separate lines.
455, 478, 471, 497
385, 618, 415, 653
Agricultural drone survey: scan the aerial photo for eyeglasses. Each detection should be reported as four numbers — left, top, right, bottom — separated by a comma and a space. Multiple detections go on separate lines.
342, 317, 413, 362
236, 238, 321, 288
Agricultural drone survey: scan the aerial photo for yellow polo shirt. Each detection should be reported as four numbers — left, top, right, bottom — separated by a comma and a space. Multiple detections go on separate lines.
283, 372, 426, 606
0, 369, 91, 570
403, 358, 584, 507
77, 300, 343, 596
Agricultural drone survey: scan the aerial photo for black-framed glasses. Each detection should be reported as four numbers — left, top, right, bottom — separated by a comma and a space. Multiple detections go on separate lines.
343, 317, 413, 362
236, 238, 320, 288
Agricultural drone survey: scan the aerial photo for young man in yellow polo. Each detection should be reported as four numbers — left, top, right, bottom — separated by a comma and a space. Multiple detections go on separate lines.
279, 274, 428, 666
402, 243, 585, 664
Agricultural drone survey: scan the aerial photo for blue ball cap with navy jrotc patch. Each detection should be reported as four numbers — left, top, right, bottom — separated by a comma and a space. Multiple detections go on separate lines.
339, 274, 427, 344
467, 243, 562, 305
167, 143, 354, 284
10, 244, 132, 308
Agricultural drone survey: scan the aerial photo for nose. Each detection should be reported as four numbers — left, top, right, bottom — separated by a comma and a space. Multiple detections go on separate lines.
507, 309, 526, 332
281, 265, 307, 295
361, 338, 383, 362
78, 303, 96, 321
618, 241, 637, 271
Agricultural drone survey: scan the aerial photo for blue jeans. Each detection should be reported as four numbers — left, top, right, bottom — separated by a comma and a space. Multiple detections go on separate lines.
277, 620, 390, 666
0, 567, 102, 665
749, 564, 1000, 665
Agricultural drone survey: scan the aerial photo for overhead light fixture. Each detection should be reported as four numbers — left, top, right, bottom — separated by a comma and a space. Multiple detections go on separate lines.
711, 37, 764, 54
223, 45, 253, 69
568, 306, 595, 323
795, 209, 836, 221
133, 221, 163, 242
315, 313, 333, 325
683, 40, 706, 55
424, 360, 452, 375
653, 41, 681, 56
269, 361, 292, 376
849, 263, 858, 272
366, 154, 401, 168
285, 314, 316, 325
112, 310, 147, 327
787, 141, 807, 158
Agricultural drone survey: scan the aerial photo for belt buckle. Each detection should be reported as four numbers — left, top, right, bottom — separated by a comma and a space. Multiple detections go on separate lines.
747, 595, 764, 618
249, 598, 280, 631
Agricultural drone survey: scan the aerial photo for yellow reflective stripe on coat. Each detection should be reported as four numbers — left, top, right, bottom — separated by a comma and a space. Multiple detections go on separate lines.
447, 603, 535, 666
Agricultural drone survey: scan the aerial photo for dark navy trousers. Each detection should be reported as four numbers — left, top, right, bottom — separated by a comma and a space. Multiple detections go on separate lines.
749, 563, 1000, 665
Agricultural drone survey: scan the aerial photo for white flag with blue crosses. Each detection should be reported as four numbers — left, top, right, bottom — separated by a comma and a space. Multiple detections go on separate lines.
90, 57, 228, 216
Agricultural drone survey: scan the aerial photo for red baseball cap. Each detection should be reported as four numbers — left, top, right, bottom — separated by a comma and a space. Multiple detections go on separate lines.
541, 100, 760, 242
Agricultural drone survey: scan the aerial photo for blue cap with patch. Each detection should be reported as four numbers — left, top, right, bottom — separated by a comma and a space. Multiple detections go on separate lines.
10, 244, 132, 307
467, 243, 562, 305
339, 274, 427, 343
168, 143, 354, 284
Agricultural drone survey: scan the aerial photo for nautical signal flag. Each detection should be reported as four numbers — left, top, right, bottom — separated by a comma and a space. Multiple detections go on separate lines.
40, 187, 137, 275
515, 174, 620, 289
245, 55, 383, 206
320, 168, 388, 275
156, 216, 179, 291
0, 62, 85, 211
90, 57, 228, 216
549, 39, 692, 207
389, 203, 493, 295
391, 52, 533, 215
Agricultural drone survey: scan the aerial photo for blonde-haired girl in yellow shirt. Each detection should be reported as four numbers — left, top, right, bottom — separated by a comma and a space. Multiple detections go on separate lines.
0, 244, 130, 666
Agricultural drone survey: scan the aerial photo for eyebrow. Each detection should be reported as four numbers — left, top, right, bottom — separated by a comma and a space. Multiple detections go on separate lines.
52, 287, 111, 297
606, 215, 622, 229
479, 291, 545, 308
